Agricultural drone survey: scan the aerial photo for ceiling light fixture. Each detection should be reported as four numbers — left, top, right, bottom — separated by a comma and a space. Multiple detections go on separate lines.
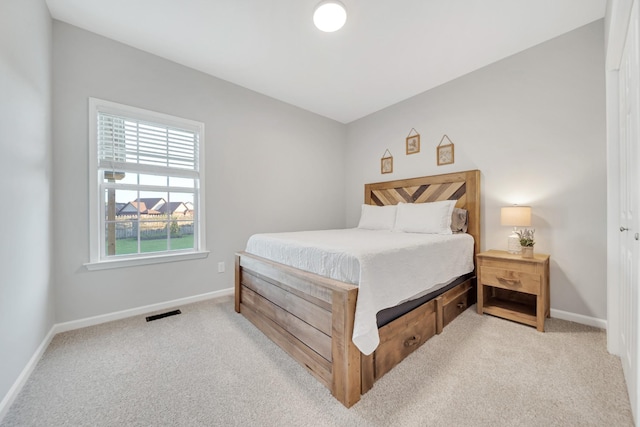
313, 1, 347, 32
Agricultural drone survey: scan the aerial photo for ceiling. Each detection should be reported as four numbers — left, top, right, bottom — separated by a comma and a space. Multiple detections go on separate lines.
45, 0, 606, 124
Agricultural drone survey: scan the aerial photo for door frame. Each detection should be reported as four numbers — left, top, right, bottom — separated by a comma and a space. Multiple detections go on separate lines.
606, 0, 634, 356
606, 0, 638, 421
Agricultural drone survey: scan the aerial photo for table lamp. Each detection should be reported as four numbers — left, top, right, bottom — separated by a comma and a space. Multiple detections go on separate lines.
501, 206, 532, 254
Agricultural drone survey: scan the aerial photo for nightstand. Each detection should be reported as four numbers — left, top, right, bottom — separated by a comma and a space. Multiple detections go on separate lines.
476, 250, 550, 331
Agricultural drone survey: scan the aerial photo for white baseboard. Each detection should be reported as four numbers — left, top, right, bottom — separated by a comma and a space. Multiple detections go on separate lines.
551, 308, 607, 330
54, 288, 234, 334
0, 325, 56, 422
0, 288, 233, 423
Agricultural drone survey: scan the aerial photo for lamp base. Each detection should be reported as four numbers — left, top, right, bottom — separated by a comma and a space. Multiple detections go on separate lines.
507, 230, 521, 254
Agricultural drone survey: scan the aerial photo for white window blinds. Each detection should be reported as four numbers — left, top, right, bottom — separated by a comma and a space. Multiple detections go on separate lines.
97, 112, 199, 177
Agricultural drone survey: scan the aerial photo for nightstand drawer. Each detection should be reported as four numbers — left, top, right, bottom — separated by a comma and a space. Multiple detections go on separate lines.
480, 266, 540, 294
478, 258, 540, 274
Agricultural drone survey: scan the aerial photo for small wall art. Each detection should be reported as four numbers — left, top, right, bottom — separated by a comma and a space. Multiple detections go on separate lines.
381, 149, 393, 174
437, 134, 455, 166
406, 128, 420, 155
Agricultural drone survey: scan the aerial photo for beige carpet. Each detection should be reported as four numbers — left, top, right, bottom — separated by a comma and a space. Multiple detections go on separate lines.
1, 296, 634, 426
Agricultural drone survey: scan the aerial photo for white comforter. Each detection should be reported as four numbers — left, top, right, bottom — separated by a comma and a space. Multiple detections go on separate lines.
245, 228, 474, 355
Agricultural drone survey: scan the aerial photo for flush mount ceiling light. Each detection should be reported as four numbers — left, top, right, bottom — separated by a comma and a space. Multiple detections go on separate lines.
313, 1, 347, 32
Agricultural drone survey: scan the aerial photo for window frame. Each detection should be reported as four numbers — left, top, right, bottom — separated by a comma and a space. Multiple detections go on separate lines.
85, 98, 208, 270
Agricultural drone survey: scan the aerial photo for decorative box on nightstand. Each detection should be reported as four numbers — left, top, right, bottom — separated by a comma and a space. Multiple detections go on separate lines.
476, 250, 550, 331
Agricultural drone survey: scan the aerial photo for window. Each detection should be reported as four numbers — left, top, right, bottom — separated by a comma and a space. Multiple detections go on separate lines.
86, 98, 207, 270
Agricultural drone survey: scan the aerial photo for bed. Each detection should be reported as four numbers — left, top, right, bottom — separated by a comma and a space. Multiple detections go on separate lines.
234, 170, 481, 407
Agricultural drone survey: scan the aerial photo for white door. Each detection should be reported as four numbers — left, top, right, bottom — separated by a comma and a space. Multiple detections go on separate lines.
618, 0, 640, 419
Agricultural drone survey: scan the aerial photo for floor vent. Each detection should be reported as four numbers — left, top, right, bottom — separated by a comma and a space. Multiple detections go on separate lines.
146, 309, 181, 322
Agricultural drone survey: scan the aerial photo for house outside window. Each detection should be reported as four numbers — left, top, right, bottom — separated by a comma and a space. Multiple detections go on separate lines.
86, 98, 207, 270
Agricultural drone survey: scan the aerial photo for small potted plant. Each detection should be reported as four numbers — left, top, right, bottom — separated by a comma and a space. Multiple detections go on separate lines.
516, 228, 535, 258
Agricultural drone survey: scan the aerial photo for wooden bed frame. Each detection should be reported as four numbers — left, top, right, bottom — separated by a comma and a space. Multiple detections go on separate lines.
235, 170, 481, 407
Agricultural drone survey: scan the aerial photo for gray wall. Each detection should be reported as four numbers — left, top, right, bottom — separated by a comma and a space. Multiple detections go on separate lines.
52, 22, 347, 322
346, 21, 607, 320
0, 0, 54, 408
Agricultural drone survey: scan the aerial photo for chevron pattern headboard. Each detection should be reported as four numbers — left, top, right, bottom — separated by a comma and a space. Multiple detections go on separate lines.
364, 170, 481, 257
368, 182, 467, 207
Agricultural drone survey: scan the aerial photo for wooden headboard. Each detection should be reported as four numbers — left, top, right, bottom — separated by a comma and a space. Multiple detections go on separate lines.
364, 169, 481, 257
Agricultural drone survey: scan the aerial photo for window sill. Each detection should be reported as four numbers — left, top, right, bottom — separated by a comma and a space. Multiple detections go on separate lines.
84, 250, 210, 271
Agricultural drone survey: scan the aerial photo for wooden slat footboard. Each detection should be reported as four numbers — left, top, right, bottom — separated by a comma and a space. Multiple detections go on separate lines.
236, 251, 475, 407
235, 252, 362, 407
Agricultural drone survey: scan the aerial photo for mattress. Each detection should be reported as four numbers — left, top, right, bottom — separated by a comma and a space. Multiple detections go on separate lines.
245, 228, 474, 355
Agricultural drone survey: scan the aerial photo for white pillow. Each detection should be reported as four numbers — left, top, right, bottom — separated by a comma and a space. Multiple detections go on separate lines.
357, 204, 397, 230
393, 200, 456, 234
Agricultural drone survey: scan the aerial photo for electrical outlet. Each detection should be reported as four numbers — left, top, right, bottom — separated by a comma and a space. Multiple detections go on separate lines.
217, 261, 225, 273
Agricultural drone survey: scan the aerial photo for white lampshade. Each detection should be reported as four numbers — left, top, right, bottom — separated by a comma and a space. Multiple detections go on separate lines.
313, 1, 347, 32
500, 206, 532, 227
501, 206, 532, 254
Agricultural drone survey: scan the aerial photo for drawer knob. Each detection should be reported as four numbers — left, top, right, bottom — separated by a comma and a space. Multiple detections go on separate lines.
457, 302, 466, 309
498, 277, 521, 287
404, 335, 421, 347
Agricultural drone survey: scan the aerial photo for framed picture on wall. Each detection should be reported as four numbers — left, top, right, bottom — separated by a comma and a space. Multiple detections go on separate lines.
437, 144, 454, 165
381, 149, 393, 174
381, 156, 393, 174
406, 134, 420, 155
437, 135, 455, 166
